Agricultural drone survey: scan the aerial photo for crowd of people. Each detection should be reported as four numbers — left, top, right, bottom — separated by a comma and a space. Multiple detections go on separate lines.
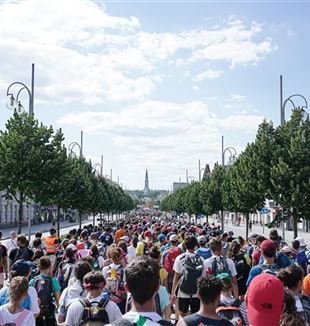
0, 215, 310, 325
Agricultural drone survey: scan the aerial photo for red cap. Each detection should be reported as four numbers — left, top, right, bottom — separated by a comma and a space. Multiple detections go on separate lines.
246, 273, 284, 326
144, 230, 152, 238
260, 239, 276, 254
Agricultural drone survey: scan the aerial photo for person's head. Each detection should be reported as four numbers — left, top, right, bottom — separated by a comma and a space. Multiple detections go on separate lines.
269, 229, 279, 241
16, 234, 27, 248
80, 229, 89, 241
292, 240, 300, 251
227, 240, 241, 258
90, 245, 99, 259
118, 241, 128, 254
65, 245, 78, 260
10, 231, 17, 240
125, 256, 159, 307
90, 232, 98, 242
132, 236, 139, 248
221, 232, 228, 242
246, 273, 284, 326
107, 246, 122, 264
184, 235, 198, 251
295, 237, 306, 249
119, 222, 124, 229
158, 234, 166, 244
32, 238, 42, 249
278, 265, 304, 291
169, 234, 178, 246
197, 275, 223, 308
260, 239, 276, 259
148, 246, 161, 263
256, 235, 266, 247
50, 228, 57, 236
83, 271, 106, 296
279, 290, 306, 326
35, 232, 42, 239
216, 273, 232, 293
38, 256, 51, 273
209, 239, 222, 255
197, 235, 207, 247
10, 259, 32, 279
9, 276, 29, 306
248, 233, 259, 244
74, 261, 92, 284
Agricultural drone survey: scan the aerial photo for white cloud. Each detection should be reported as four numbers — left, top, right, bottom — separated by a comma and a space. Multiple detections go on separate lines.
230, 94, 246, 102
194, 69, 223, 82
0, 0, 276, 105
59, 100, 264, 187
193, 85, 200, 91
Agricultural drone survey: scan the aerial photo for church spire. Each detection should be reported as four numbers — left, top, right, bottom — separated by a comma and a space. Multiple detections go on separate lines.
144, 169, 150, 194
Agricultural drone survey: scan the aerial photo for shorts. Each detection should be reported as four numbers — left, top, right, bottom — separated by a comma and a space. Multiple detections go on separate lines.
178, 297, 200, 314
0, 273, 4, 285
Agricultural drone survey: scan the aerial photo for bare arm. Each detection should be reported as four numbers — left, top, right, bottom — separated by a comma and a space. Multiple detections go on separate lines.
171, 272, 180, 304
232, 276, 239, 299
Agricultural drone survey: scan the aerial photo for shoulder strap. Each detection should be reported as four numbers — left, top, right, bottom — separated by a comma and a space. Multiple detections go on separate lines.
98, 298, 110, 309
16, 309, 31, 325
79, 298, 91, 308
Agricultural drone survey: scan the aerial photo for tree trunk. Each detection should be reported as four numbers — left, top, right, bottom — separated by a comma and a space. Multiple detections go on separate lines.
79, 211, 82, 230
56, 207, 61, 237
245, 212, 249, 241
93, 213, 96, 227
293, 218, 298, 239
17, 194, 24, 235
220, 210, 224, 231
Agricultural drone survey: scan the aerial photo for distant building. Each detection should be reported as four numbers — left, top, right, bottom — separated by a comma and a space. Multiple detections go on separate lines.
173, 182, 189, 192
143, 169, 150, 194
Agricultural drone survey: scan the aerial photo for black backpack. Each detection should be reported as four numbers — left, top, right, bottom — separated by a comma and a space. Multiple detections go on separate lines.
79, 297, 110, 325
233, 254, 249, 281
33, 276, 54, 317
179, 254, 203, 295
216, 299, 246, 326
211, 256, 231, 277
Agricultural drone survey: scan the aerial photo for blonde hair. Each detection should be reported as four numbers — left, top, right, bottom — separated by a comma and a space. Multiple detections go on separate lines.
9, 276, 28, 303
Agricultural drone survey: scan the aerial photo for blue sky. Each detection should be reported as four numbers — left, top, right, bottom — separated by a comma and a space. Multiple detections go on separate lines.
0, 0, 309, 190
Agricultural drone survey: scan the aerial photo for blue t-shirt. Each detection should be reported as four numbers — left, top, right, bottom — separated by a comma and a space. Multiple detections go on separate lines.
196, 248, 212, 260
29, 274, 61, 293
246, 264, 279, 287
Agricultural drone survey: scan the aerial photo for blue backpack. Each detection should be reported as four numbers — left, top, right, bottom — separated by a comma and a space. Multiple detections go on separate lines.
0, 286, 31, 309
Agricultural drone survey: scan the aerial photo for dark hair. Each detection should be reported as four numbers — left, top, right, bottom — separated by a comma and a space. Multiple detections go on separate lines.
35, 232, 42, 238
38, 256, 51, 270
83, 271, 106, 288
228, 240, 241, 258
65, 248, 76, 260
292, 240, 300, 251
132, 236, 138, 248
209, 239, 222, 253
198, 275, 223, 304
279, 290, 306, 326
17, 234, 27, 247
32, 238, 42, 248
184, 235, 198, 250
278, 265, 304, 290
75, 261, 93, 284
149, 246, 161, 260
118, 241, 128, 254
125, 256, 159, 305
257, 235, 266, 244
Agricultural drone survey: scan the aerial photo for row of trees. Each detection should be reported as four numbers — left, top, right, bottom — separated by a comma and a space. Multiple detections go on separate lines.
0, 112, 134, 234
160, 109, 310, 238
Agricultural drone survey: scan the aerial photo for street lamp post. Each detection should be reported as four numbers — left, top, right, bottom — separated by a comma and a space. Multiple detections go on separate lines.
69, 131, 83, 157
279, 75, 308, 237
221, 136, 237, 231
93, 155, 104, 225
6, 64, 35, 241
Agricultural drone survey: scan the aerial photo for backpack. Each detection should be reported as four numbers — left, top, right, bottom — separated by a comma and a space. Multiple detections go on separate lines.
259, 264, 278, 276
105, 265, 126, 304
233, 254, 249, 281
211, 257, 231, 277
179, 254, 203, 295
79, 297, 109, 326
0, 287, 31, 310
92, 258, 101, 271
0, 308, 31, 326
216, 299, 246, 326
163, 247, 181, 274
59, 262, 74, 291
33, 276, 54, 317
12, 248, 32, 263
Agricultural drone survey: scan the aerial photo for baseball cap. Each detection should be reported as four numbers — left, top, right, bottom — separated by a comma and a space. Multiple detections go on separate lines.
197, 235, 207, 244
169, 234, 178, 242
144, 230, 152, 238
260, 239, 276, 255
281, 245, 292, 253
158, 234, 166, 242
66, 243, 77, 251
11, 259, 32, 277
295, 237, 306, 247
247, 273, 284, 326
248, 233, 259, 241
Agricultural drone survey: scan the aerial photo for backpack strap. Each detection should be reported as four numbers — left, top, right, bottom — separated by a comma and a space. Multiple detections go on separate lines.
15, 309, 31, 325
98, 297, 110, 309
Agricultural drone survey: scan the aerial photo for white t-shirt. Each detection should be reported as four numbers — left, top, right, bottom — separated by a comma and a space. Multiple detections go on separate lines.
173, 252, 204, 298
203, 255, 237, 277
5, 239, 17, 255
109, 311, 163, 326
0, 285, 40, 315
127, 245, 137, 263
65, 294, 122, 326
0, 304, 35, 326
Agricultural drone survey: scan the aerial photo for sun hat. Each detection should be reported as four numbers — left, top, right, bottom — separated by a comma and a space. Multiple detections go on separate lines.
247, 273, 284, 326
295, 237, 306, 247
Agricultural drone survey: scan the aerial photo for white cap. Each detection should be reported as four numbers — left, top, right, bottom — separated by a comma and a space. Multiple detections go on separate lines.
66, 243, 77, 251
169, 234, 178, 242
295, 237, 306, 247
197, 235, 207, 244
281, 245, 292, 253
